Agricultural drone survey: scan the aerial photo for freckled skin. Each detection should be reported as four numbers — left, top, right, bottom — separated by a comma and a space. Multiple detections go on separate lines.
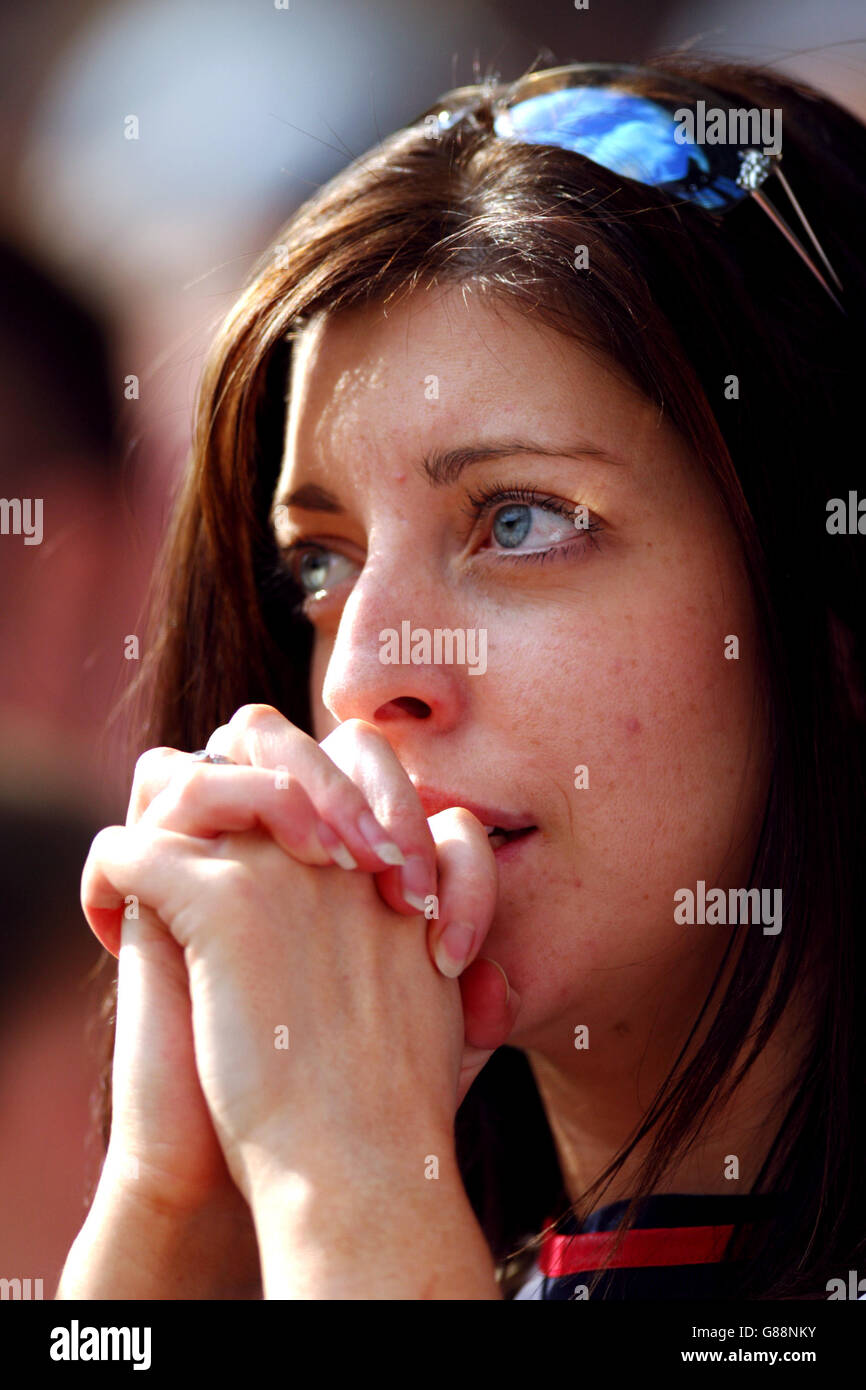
275, 286, 799, 1197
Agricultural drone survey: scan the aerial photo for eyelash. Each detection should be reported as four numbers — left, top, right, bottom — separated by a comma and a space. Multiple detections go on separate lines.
276, 482, 604, 610
461, 481, 603, 563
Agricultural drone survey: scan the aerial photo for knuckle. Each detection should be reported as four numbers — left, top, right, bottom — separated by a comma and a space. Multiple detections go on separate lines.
140, 760, 208, 825
229, 702, 282, 732
87, 823, 124, 862
210, 856, 255, 901
132, 746, 175, 786
227, 704, 292, 766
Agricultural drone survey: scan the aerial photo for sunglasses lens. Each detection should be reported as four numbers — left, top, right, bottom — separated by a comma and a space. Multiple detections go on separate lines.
494, 85, 748, 211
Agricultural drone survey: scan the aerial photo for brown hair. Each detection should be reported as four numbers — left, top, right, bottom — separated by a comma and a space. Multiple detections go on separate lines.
98, 52, 866, 1299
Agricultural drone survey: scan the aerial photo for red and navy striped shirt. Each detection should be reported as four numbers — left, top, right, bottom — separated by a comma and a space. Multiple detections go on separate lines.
512, 1193, 780, 1299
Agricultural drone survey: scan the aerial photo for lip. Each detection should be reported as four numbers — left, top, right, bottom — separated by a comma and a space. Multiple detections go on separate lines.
489, 826, 537, 862
410, 784, 537, 836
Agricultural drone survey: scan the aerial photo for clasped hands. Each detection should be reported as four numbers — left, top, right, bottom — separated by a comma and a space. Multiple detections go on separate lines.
71, 705, 519, 1298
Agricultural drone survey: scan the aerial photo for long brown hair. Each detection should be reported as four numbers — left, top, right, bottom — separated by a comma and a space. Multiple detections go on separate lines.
98, 51, 866, 1299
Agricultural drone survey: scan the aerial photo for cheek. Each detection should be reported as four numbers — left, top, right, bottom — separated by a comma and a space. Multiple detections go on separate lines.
310, 635, 339, 741
560, 585, 767, 891
488, 602, 766, 1023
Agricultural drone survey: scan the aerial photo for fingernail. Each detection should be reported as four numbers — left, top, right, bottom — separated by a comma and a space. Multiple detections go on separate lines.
434, 922, 477, 979
401, 854, 433, 912
480, 956, 511, 1004
357, 811, 405, 866
314, 819, 357, 870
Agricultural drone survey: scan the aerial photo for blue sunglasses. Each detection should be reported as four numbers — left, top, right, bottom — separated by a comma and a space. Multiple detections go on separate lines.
414, 63, 844, 313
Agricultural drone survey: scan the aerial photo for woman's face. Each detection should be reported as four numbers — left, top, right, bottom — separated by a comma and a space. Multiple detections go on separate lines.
273, 286, 770, 1061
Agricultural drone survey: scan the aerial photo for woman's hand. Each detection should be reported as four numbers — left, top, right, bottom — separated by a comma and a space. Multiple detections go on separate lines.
80, 803, 503, 1295
121, 707, 520, 1104
67, 706, 517, 1297
58, 771, 264, 1298
57, 911, 262, 1299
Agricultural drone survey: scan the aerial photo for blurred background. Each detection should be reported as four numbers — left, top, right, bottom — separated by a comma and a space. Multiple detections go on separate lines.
1, 0, 863, 1297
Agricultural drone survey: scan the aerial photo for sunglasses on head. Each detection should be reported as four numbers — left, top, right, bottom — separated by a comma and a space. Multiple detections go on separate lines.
413, 62, 845, 314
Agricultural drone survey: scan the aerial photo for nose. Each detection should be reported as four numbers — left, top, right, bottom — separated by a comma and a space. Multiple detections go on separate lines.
320, 554, 472, 734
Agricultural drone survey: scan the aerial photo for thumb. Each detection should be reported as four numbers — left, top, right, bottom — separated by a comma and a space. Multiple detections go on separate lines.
456, 957, 521, 1107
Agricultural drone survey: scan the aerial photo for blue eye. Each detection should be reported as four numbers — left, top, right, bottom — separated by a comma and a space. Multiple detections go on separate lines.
472, 486, 603, 559
292, 547, 358, 597
491, 503, 533, 548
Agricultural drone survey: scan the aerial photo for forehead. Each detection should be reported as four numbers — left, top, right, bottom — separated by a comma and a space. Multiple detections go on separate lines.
277, 285, 656, 488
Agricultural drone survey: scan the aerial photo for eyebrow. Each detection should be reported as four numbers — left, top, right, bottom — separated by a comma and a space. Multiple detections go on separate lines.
275, 439, 623, 513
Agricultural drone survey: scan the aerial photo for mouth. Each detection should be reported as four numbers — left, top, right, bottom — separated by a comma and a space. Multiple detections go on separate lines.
410, 784, 537, 858
482, 825, 537, 852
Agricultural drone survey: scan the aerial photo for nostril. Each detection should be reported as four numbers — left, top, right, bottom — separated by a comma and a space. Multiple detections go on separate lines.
376, 696, 432, 720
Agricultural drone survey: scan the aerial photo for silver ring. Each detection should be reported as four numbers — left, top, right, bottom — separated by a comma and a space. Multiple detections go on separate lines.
190, 749, 235, 764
